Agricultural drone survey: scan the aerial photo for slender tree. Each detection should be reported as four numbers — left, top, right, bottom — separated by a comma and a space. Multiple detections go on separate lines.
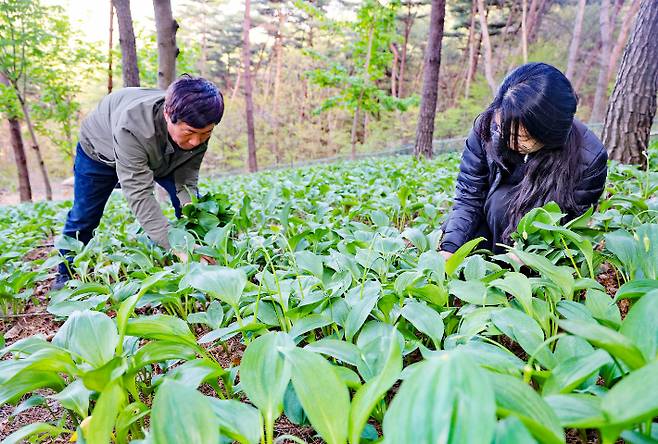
108, 0, 114, 93
0, 72, 31, 201
565, 0, 586, 82
153, 0, 179, 89
0, 0, 52, 200
413, 0, 446, 158
476, 0, 496, 96
606, 0, 642, 85
243, 0, 258, 172
521, 0, 528, 63
113, 0, 140, 86
590, 0, 612, 122
602, 0, 658, 168
464, 0, 478, 99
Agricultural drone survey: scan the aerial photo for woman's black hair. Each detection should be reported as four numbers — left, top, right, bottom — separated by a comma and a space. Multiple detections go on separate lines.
477, 62, 583, 241
165, 74, 224, 129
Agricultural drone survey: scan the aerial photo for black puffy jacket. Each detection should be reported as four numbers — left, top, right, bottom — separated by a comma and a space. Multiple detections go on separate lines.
440, 119, 608, 253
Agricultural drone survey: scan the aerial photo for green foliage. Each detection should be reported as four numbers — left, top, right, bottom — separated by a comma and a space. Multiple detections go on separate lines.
304, 0, 414, 118
1, 145, 658, 443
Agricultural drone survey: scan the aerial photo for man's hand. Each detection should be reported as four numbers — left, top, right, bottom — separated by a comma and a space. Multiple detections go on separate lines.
174, 250, 189, 263
174, 245, 216, 265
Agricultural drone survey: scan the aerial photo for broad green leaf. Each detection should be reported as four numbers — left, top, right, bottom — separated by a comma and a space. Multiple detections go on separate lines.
349, 331, 401, 444
491, 308, 556, 369
51, 380, 91, 419
125, 315, 199, 349
383, 351, 496, 444
129, 341, 198, 373
52, 310, 118, 368
187, 265, 247, 308
168, 228, 195, 252
509, 249, 574, 299
559, 319, 646, 370
345, 282, 381, 342
55, 235, 84, 253
602, 360, 658, 426
82, 357, 128, 392
295, 251, 324, 278
490, 272, 534, 317
305, 338, 364, 367
417, 250, 445, 282
285, 347, 350, 444
445, 237, 485, 276
402, 227, 429, 252
151, 380, 219, 444
544, 394, 605, 428
209, 399, 262, 444
585, 289, 621, 329
167, 359, 225, 389
459, 341, 525, 375
449, 280, 506, 306
489, 372, 564, 444
0, 423, 68, 444
0, 370, 65, 405
494, 417, 537, 444
400, 300, 444, 348
542, 349, 611, 395
116, 402, 149, 444
289, 314, 332, 339
615, 279, 658, 301
86, 381, 125, 444
240, 332, 294, 436
619, 289, 658, 362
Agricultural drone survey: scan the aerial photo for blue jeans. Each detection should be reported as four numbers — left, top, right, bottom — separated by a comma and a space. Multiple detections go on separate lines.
59, 143, 181, 275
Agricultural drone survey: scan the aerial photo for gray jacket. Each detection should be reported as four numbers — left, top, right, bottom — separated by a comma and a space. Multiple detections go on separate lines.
79, 87, 207, 249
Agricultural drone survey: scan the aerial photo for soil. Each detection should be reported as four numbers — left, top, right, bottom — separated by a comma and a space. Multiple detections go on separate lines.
596, 262, 629, 320
1, 239, 61, 348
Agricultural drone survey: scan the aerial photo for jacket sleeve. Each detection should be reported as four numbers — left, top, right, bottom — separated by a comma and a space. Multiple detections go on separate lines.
573, 143, 608, 213
114, 128, 172, 250
173, 145, 207, 206
440, 128, 491, 253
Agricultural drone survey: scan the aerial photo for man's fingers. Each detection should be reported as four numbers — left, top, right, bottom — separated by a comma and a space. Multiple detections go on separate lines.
200, 255, 217, 265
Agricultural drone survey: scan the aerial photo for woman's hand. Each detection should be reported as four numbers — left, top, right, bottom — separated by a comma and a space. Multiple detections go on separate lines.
439, 250, 453, 260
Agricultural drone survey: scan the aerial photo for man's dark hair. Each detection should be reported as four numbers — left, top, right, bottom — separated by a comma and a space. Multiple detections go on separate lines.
164, 74, 224, 129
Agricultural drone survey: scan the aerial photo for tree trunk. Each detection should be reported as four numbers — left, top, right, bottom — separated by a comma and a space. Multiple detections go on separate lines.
565, 0, 586, 81
390, 43, 399, 97
606, 0, 642, 85
476, 0, 497, 97
602, 0, 658, 168
2, 72, 31, 201
271, 9, 286, 165
7, 118, 32, 202
350, 26, 375, 160
466, 31, 482, 99
108, 0, 114, 94
398, 2, 415, 99
113, 0, 140, 87
231, 69, 241, 101
243, 0, 258, 172
153, 0, 179, 90
414, 0, 447, 159
590, 0, 612, 123
521, 0, 528, 63
464, 0, 477, 100
17, 94, 52, 200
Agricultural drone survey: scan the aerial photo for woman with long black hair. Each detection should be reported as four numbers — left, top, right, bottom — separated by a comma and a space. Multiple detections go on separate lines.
440, 62, 608, 257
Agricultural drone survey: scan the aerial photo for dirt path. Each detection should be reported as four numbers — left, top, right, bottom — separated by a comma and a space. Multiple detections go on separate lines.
0, 178, 73, 205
